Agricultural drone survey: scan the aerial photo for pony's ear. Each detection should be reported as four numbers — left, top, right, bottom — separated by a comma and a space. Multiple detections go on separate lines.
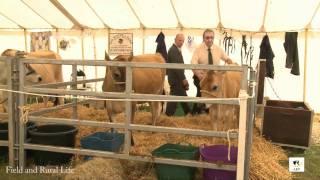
105, 51, 110, 61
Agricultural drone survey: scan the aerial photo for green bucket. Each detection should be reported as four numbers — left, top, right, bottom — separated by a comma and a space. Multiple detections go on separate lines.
152, 143, 199, 180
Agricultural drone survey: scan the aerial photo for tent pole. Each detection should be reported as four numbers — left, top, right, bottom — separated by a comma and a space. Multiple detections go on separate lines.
56, 28, 59, 54
142, 27, 145, 54
81, 29, 85, 71
303, 29, 309, 102
93, 30, 97, 92
107, 28, 110, 54
24, 29, 28, 52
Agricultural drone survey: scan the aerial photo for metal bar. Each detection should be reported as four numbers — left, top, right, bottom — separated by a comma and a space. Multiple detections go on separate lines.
7, 58, 15, 166
71, 64, 77, 119
18, 60, 26, 168
241, 65, 248, 91
29, 116, 125, 129
30, 100, 92, 116
0, 113, 8, 119
236, 90, 248, 180
271, 142, 308, 150
129, 124, 238, 138
244, 69, 256, 180
0, 85, 8, 89
0, 140, 9, 146
30, 78, 104, 88
27, 116, 237, 138
124, 67, 133, 154
23, 87, 240, 105
20, 58, 246, 71
13, 56, 21, 167
24, 143, 236, 171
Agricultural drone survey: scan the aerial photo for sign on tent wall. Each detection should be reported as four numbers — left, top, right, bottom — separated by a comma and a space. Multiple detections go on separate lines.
108, 33, 133, 55
30, 31, 51, 52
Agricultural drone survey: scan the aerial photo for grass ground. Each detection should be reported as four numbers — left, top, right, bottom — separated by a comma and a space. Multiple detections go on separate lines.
285, 145, 320, 180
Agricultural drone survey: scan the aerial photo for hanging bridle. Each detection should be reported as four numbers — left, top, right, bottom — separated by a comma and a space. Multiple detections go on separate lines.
241, 34, 254, 67
223, 31, 235, 55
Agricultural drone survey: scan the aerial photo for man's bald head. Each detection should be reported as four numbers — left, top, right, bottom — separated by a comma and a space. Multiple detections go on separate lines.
175, 33, 185, 48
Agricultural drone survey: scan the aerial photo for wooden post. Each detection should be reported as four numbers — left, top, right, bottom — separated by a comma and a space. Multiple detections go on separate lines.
256, 59, 266, 104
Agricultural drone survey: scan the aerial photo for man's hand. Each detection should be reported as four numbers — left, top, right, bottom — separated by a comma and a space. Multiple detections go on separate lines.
182, 79, 189, 90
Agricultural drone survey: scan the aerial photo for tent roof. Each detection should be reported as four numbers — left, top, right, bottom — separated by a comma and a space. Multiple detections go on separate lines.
1, 0, 320, 32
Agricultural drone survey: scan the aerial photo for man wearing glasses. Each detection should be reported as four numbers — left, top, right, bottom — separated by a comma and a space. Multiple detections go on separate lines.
191, 29, 234, 115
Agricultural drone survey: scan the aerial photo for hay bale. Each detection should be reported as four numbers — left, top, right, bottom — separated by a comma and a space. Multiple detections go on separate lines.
64, 158, 124, 180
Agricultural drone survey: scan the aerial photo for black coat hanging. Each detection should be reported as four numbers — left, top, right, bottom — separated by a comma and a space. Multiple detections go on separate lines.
155, 31, 168, 62
284, 32, 300, 75
259, 35, 275, 79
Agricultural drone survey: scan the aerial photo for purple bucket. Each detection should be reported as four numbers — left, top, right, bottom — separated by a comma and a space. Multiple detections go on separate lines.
200, 145, 237, 180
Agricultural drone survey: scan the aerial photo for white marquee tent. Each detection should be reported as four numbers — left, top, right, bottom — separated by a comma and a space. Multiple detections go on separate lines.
0, 0, 320, 112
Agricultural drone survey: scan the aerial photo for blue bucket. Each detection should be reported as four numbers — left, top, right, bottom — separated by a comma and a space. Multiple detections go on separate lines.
80, 131, 124, 152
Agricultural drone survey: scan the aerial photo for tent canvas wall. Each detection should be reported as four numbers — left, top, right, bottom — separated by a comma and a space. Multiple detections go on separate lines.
0, 0, 319, 112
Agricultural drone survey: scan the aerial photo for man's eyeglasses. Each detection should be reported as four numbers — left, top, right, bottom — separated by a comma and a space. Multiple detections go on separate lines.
205, 36, 214, 40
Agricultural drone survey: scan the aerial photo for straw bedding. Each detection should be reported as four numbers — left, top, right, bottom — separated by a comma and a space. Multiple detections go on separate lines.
4, 103, 299, 179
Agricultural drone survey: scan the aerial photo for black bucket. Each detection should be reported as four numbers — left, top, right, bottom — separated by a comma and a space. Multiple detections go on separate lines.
0, 122, 36, 158
0, 122, 9, 157
28, 124, 78, 165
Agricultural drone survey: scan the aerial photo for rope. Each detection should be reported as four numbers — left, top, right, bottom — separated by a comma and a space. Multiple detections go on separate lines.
18, 106, 31, 124
200, 90, 217, 97
266, 77, 281, 100
0, 88, 244, 103
227, 129, 238, 161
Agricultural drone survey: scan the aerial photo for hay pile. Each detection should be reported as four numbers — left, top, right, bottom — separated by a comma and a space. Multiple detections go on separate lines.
26, 104, 294, 180
250, 134, 292, 180
312, 114, 320, 144
64, 158, 124, 180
